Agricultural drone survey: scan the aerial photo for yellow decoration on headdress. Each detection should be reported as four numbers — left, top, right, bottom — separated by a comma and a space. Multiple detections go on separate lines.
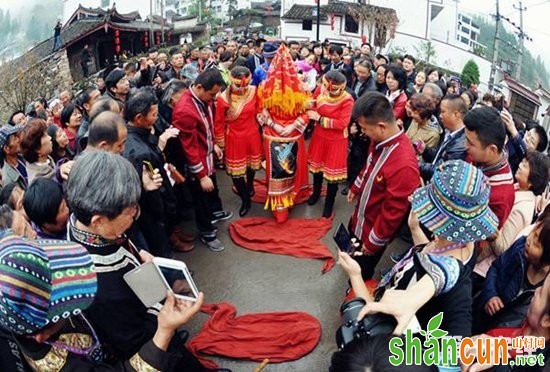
257, 45, 310, 118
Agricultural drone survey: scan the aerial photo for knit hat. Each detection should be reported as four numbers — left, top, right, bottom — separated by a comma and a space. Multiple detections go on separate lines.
104, 68, 126, 91
0, 235, 97, 335
262, 42, 278, 58
0, 125, 23, 148
410, 160, 498, 243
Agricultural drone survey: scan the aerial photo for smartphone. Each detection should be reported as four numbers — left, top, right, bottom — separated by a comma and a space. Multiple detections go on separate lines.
123, 262, 168, 307
142, 160, 155, 175
333, 223, 354, 253
153, 257, 199, 302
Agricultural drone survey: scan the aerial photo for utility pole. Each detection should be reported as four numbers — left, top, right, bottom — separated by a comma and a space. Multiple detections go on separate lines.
315, 0, 321, 42
199, 0, 203, 22
149, 0, 154, 47
488, 0, 500, 91
160, 0, 165, 45
513, 1, 526, 80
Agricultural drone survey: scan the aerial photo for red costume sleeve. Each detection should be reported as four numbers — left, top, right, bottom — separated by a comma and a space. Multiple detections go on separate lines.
214, 96, 228, 148
172, 97, 208, 179
319, 96, 353, 130
364, 165, 419, 254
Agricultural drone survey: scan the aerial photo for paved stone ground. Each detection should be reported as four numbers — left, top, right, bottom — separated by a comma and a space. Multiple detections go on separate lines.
174, 169, 406, 372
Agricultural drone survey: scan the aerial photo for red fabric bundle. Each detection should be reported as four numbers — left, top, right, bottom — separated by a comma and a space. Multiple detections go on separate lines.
187, 303, 322, 369
343, 279, 380, 303
229, 216, 336, 273
250, 178, 325, 205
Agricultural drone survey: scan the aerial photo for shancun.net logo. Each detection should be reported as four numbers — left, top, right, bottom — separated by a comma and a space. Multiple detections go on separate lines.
389, 312, 546, 368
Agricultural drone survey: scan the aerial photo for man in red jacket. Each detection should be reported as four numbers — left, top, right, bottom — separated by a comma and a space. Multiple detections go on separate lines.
348, 92, 420, 280
172, 68, 233, 252
464, 106, 515, 229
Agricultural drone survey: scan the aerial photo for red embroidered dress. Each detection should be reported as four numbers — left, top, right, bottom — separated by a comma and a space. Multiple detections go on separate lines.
214, 86, 263, 177
308, 91, 354, 182
257, 45, 311, 223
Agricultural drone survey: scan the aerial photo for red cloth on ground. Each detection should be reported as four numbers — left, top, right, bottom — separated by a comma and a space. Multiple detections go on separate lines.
229, 216, 335, 273
187, 303, 322, 369
250, 178, 325, 204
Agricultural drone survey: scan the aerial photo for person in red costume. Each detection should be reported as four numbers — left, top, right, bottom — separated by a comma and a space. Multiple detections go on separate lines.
214, 66, 263, 217
256, 44, 310, 223
307, 70, 354, 218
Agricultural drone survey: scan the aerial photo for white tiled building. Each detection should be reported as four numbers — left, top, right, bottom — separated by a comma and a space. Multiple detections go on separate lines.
280, 0, 492, 88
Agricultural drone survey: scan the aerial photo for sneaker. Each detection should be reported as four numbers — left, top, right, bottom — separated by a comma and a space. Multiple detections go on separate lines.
200, 237, 225, 252
341, 186, 349, 196
390, 250, 407, 264
211, 210, 233, 224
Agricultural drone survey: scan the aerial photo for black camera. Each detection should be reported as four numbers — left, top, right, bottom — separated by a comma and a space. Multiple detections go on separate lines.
336, 297, 397, 349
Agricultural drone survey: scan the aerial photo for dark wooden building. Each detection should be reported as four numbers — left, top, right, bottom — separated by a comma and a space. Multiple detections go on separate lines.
28, 5, 167, 81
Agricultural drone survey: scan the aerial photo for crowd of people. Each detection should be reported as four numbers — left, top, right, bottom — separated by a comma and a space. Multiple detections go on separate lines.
0, 34, 549, 371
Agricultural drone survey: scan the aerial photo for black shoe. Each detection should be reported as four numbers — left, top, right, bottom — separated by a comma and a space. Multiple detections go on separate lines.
307, 193, 320, 206
341, 186, 349, 196
211, 210, 233, 224
249, 188, 255, 197
322, 203, 334, 218
239, 199, 251, 217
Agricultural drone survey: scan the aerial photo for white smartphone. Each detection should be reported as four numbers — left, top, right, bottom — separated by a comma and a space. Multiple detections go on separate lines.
153, 257, 199, 302
123, 262, 168, 307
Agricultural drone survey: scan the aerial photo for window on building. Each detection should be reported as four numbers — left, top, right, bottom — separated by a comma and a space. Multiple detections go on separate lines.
302, 20, 313, 30
344, 14, 359, 34
471, 32, 477, 41
461, 26, 469, 34
460, 36, 469, 44
101, 0, 110, 7
461, 15, 471, 25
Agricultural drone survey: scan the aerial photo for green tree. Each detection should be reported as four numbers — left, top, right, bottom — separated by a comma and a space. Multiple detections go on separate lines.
228, 0, 238, 21
26, 15, 42, 41
414, 40, 437, 64
461, 59, 480, 88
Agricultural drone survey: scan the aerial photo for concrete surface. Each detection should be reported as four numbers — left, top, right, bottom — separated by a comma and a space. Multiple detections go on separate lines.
174, 169, 406, 372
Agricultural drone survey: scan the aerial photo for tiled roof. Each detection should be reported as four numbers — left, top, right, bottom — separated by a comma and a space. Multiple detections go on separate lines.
282, 4, 327, 20
503, 75, 541, 106
29, 19, 104, 62
282, 1, 395, 20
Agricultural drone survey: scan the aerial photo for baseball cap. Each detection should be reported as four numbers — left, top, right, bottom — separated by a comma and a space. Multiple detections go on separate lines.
0, 125, 23, 148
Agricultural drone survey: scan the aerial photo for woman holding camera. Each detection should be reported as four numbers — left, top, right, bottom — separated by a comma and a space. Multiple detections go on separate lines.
340, 160, 499, 339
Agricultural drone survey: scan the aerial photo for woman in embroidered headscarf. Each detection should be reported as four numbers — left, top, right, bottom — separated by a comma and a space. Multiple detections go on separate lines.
340, 160, 499, 351
214, 66, 263, 217
306, 70, 354, 218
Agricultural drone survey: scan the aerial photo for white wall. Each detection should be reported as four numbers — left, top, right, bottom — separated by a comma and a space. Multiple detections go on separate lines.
281, 17, 367, 47
383, 32, 492, 90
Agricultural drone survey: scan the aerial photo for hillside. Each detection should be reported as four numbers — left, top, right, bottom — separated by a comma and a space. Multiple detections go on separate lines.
474, 15, 549, 88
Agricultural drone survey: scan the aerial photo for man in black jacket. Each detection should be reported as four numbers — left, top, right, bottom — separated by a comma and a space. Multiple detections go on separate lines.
418, 94, 468, 182
351, 59, 376, 98
123, 87, 193, 255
